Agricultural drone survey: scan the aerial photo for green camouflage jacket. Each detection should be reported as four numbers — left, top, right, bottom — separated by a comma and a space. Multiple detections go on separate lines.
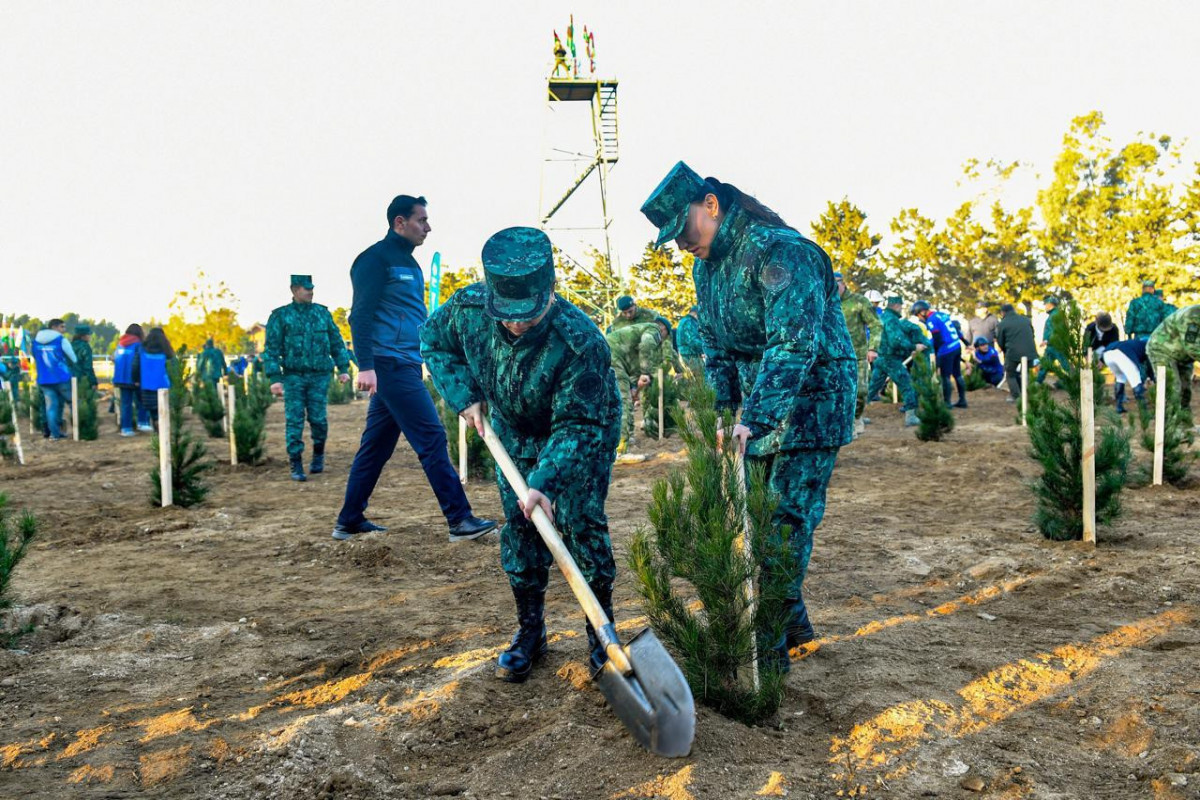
675, 314, 704, 357
879, 308, 930, 360
605, 322, 662, 379
263, 301, 351, 381
420, 285, 621, 501
1041, 308, 1061, 345
1147, 304, 1200, 363
606, 306, 657, 333
841, 291, 882, 354
1125, 294, 1166, 338
196, 345, 227, 381
71, 339, 97, 387
692, 204, 857, 453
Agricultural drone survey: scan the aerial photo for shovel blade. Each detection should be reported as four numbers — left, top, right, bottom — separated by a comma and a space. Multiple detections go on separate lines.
592, 627, 695, 757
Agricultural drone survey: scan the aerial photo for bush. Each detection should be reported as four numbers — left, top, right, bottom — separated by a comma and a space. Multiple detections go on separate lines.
1132, 371, 1197, 486
327, 372, 356, 405
913, 354, 954, 442
192, 377, 226, 438
1026, 300, 1130, 541
628, 384, 795, 725
963, 361, 987, 392
425, 379, 494, 480
152, 360, 214, 506
0, 493, 37, 610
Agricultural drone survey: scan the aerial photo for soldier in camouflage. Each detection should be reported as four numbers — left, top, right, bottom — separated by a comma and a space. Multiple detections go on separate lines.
642, 161, 857, 671
1147, 304, 1200, 411
605, 321, 663, 452
70, 324, 98, 390
264, 274, 351, 481
1125, 279, 1167, 340
421, 226, 622, 684
866, 296, 929, 426
837, 273, 882, 437
606, 295, 658, 333
675, 305, 705, 378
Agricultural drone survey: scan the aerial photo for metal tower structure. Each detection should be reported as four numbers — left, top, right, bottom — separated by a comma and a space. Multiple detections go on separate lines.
539, 22, 620, 321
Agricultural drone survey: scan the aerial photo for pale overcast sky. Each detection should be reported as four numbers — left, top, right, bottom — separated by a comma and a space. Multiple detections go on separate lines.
2, 1, 1198, 326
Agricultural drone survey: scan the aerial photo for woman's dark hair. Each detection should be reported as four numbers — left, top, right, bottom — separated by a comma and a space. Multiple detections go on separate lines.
387, 194, 427, 225
143, 327, 175, 359
124, 323, 145, 339
697, 177, 793, 231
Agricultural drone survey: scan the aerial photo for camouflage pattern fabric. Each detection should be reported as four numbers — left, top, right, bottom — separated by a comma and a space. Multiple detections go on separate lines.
866, 355, 918, 411
263, 301, 351, 381
420, 284, 621, 592
690, 203, 857, 455
878, 307, 929, 361
1125, 293, 1167, 339
841, 291, 882, 419
606, 306, 657, 334
606, 322, 663, 444
611, 361, 636, 445
282, 372, 331, 456
675, 313, 704, 358
1147, 304, 1200, 408
70, 338, 97, 387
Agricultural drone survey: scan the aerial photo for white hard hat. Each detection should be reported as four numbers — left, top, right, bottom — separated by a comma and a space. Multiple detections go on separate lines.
864, 290, 884, 304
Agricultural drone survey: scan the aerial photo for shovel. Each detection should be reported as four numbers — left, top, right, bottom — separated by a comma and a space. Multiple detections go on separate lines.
480, 418, 695, 757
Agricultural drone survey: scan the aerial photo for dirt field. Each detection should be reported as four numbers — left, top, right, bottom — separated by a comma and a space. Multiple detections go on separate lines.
1, 387, 1198, 799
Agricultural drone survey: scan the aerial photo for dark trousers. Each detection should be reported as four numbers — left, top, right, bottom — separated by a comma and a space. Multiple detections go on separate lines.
1004, 357, 1025, 400
937, 350, 966, 403
119, 386, 149, 432
337, 359, 472, 528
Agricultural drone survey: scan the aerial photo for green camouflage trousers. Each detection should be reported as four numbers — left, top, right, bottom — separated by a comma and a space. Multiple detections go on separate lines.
496, 449, 617, 594
866, 355, 917, 411
283, 372, 330, 457
854, 351, 871, 419
747, 447, 840, 597
612, 362, 636, 444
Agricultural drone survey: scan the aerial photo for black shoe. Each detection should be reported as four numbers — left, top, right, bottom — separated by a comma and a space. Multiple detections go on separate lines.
496, 588, 548, 683
784, 596, 816, 649
953, 400, 969, 409
309, 446, 325, 474
331, 519, 388, 541
585, 583, 615, 674
289, 456, 307, 482
448, 515, 497, 542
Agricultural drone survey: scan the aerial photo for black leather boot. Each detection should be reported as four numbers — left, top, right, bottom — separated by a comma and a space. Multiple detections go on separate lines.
289, 455, 307, 482
784, 595, 815, 649
495, 587, 548, 683
309, 443, 325, 474
585, 583, 615, 674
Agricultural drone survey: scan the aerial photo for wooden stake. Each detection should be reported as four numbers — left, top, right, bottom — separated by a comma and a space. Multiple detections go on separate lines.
733, 453, 761, 693
1021, 356, 1029, 427
158, 388, 173, 507
1, 381, 24, 465
71, 377, 79, 441
657, 367, 664, 442
227, 383, 237, 466
217, 380, 228, 433
458, 416, 468, 485
891, 379, 898, 404
1153, 364, 1167, 486
1080, 366, 1096, 545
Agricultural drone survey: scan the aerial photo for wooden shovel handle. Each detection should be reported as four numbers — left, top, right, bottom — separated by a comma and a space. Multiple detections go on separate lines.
480, 417, 633, 674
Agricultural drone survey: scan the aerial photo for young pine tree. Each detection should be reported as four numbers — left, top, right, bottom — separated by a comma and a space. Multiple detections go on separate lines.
0, 493, 38, 610
326, 371, 355, 405
424, 379, 494, 480
640, 371, 682, 439
152, 360, 213, 507
192, 376, 226, 438
912, 354, 954, 442
77, 383, 99, 441
1133, 371, 1197, 486
628, 384, 796, 725
20, 383, 45, 436
0, 387, 16, 462
1026, 300, 1131, 541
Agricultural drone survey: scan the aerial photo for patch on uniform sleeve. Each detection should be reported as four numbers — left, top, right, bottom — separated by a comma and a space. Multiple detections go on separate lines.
760, 262, 793, 292
1186, 323, 1199, 344
573, 371, 604, 403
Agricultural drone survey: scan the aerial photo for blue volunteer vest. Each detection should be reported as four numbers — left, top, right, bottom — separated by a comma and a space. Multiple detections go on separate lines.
33, 337, 71, 385
977, 350, 1004, 383
139, 352, 170, 391
928, 312, 963, 357
113, 341, 142, 385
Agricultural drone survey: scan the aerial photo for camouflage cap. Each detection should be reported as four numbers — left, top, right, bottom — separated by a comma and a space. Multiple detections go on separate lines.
481, 227, 555, 321
886, 295, 903, 306
1142, 278, 1156, 287
73, 324, 92, 336
640, 161, 708, 248
616, 295, 635, 311
1043, 294, 1059, 306
290, 274, 314, 289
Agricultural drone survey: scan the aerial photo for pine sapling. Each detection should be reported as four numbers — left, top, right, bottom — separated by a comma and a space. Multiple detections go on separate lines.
641, 370, 682, 439
192, 377, 226, 438
424, 379, 494, 480
0, 493, 38, 610
1133, 371, 1197, 486
77, 382, 99, 441
912, 354, 954, 441
152, 360, 214, 506
327, 372, 355, 405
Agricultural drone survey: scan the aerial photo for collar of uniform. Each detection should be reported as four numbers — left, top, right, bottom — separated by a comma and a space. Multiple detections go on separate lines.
707, 202, 747, 262
385, 229, 416, 254
290, 301, 312, 311
495, 299, 561, 349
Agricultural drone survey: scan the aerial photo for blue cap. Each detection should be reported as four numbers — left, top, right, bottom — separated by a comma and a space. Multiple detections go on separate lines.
640, 161, 708, 248
616, 295, 635, 311
974, 336, 989, 346
290, 274, 314, 289
910, 300, 930, 314
481, 227, 556, 321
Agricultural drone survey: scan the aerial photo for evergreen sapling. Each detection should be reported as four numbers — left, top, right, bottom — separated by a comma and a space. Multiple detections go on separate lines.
152, 360, 214, 506
77, 382, 99, 441
0, 493, 37, 610
912, 353, 954, 441
425, 379, 494, 480
1132, 370, 1197, 486
192, 376, 226, 438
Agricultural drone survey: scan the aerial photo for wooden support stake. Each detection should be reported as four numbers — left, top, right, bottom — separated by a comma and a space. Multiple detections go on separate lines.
158, 388, 173, 507
28, 386, 35, 436
458, 416, 468, 485
657, 367, 664, 442
227, 383, 237, 466
1021, 356, 1029, 427
1080, 366, 1096, 545
1153, 364, 1166, 486
217, 380, 228, 433
733, 454, 761, 693
891, 378, 899, 404
1, 381, 24, 465
71, 377, 79, 441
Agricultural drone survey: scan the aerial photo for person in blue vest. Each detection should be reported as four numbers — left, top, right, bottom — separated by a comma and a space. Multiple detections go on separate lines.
1101, 338, 1149, 414
971, 337, 1005, 387
334, 193, 496, 543
33, 318, 78, 440
139, 328, 175, 428
911, 301, 969, 408
113, 324, 151, 436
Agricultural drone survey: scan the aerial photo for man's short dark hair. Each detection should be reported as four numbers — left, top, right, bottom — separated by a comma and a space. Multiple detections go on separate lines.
387, 195, 427, 225
48, 318, 64, 328
1000, 303, 1015, 315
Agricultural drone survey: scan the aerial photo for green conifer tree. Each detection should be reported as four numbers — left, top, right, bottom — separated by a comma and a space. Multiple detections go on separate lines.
912, 354, 954, 441
424, 379, 494, 481
151, 360, 213, 506
77, 383, 99, 441
1132, 371, 1197, 486
327, 372, 355, 405
0, 493, 37, 610
628, 384, 796, 725
640, 372, 682, 439
192, 376, 226, 438
0, 388, 16, 462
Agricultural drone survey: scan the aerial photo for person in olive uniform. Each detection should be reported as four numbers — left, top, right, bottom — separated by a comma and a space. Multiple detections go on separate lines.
70, 324, 98, 390
641, 161, 857, 670
837, 273, 882, 436
1037, 295, 1068, 384
866, 296, 929, 425
421, 226, 622, 683
606, 295, 658, 333
1147, 304, 1200, 411
605, 321, 663, 452
263, 274, 352, 481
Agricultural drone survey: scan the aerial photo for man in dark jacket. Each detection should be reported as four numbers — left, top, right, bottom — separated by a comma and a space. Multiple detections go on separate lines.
995, 303, 1038, 403
333, 194, 496, 543
1084, 312, 1120, 358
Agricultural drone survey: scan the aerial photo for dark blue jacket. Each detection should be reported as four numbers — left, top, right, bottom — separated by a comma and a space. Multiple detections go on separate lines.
1106, 337, 1148, 365
113, 341, 142, 387
349, 230, 427, 370
927, 311, 964, 357
974, 347, 1004, 385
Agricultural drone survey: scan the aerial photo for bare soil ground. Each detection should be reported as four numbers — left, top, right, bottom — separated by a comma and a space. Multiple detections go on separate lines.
1, 388, 1198, 799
